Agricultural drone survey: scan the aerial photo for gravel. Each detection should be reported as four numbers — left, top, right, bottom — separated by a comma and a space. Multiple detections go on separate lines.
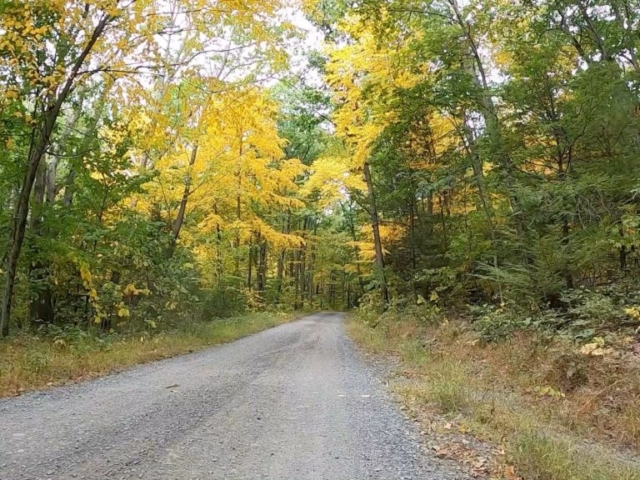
0, 312, 468, 480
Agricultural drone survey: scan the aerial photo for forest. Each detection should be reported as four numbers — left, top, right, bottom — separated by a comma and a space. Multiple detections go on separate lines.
4, 0, 640, 342
3, 0, 640, 477
0, 0, 363, 339
318, 0, 640, 343
0, 0, 639, 347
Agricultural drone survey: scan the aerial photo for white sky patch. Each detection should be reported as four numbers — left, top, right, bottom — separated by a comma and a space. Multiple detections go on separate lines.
95, 1, 326, 95
276, 7, 325, 87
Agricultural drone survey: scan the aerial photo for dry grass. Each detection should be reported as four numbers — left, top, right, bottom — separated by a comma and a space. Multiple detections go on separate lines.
0, 311, 297, 398
347, 313, 640, 480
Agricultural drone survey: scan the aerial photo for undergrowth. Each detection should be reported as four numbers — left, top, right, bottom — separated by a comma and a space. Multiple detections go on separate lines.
348, 307, 640, 480
0, 311, 297, 398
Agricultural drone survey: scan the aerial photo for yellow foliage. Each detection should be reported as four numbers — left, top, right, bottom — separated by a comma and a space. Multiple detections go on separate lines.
624, 307, 640, 320
303, 156, 366, 207
123, 284, 149, 297
326, 15, 424, 168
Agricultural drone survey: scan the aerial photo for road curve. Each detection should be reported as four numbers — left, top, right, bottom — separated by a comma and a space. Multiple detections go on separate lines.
0, 312, 465, 480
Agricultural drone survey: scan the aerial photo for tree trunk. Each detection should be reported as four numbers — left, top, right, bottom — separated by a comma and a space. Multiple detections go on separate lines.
0, 14, 110, 336
275, 211, 290, 300
171, 144, 199, 243
28, 161, 55, 328
257, 237, 267, 293
296, 217, 308, 309
449, 0, 526, 242
340, 202, 366, 297
234, 140, 243, 277
620, 223, 628, 271
214, 204, 224, 283
307, 220, 317, 303
63, 91, 107, 207
247, 241, 254, 290
30, 100, 85, 329
409, 197, 418, 302
276, 247, 285, 298
363, 162, 389, 308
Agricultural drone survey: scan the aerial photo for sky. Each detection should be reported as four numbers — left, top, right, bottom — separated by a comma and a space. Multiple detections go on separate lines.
278, 6, 326, 86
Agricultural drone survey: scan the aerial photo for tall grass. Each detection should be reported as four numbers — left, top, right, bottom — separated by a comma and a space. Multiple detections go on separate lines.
0, 311, 296, 398
347, 314, 640, 480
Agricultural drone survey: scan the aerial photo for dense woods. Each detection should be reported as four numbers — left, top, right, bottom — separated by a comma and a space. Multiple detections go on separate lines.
3, 0, 640, 345
4, 2, 640, 477
0, 0, 364, 338
311, 0, 640, 341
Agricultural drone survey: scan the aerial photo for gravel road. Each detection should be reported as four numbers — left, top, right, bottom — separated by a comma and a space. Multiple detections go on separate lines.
0, 312, 467, 480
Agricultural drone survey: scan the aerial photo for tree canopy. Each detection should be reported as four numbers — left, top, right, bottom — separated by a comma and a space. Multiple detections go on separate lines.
2, 0, 640, 341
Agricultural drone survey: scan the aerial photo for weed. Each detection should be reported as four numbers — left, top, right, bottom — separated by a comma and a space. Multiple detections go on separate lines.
512, 432, 640, 480
347, 312, 640, 480
0, 311, 297, 397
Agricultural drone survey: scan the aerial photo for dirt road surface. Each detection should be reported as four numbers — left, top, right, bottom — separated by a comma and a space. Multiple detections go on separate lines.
0, 313, 467, 480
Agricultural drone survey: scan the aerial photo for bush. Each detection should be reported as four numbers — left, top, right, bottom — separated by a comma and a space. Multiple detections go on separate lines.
469, 303, 527, 342
467, 284, 640, 343
563, 288, 626, 328
199, 285, 248, 319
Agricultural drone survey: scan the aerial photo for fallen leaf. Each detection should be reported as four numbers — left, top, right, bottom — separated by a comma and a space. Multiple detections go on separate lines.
504, 464, 519, 480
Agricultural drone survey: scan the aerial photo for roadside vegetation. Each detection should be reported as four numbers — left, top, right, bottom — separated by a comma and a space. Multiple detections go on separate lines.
349, 306, 640, 480
4, 1, 640, 477
0, 0, 359, 395
312, 0, 640, 476
0, 311, 299, 398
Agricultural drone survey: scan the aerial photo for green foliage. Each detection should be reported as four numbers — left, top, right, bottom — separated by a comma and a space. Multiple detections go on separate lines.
200, 284, 249, 319
316, 0, 640, 340
467, 283, 640, 343
469, 304, 526, 342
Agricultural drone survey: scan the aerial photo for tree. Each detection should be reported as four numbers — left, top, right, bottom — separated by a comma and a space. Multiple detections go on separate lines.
315, 0, 640, 324
0, 0, 304, 335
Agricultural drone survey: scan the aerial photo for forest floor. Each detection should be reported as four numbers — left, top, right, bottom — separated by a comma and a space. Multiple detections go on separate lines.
0, 311, 300, 398
347, 313, 640, 480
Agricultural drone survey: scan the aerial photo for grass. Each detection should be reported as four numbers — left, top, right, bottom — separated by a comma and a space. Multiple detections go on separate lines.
0, 311, 298, 398
348, 312, 640, 480
510, 432, 639, 480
